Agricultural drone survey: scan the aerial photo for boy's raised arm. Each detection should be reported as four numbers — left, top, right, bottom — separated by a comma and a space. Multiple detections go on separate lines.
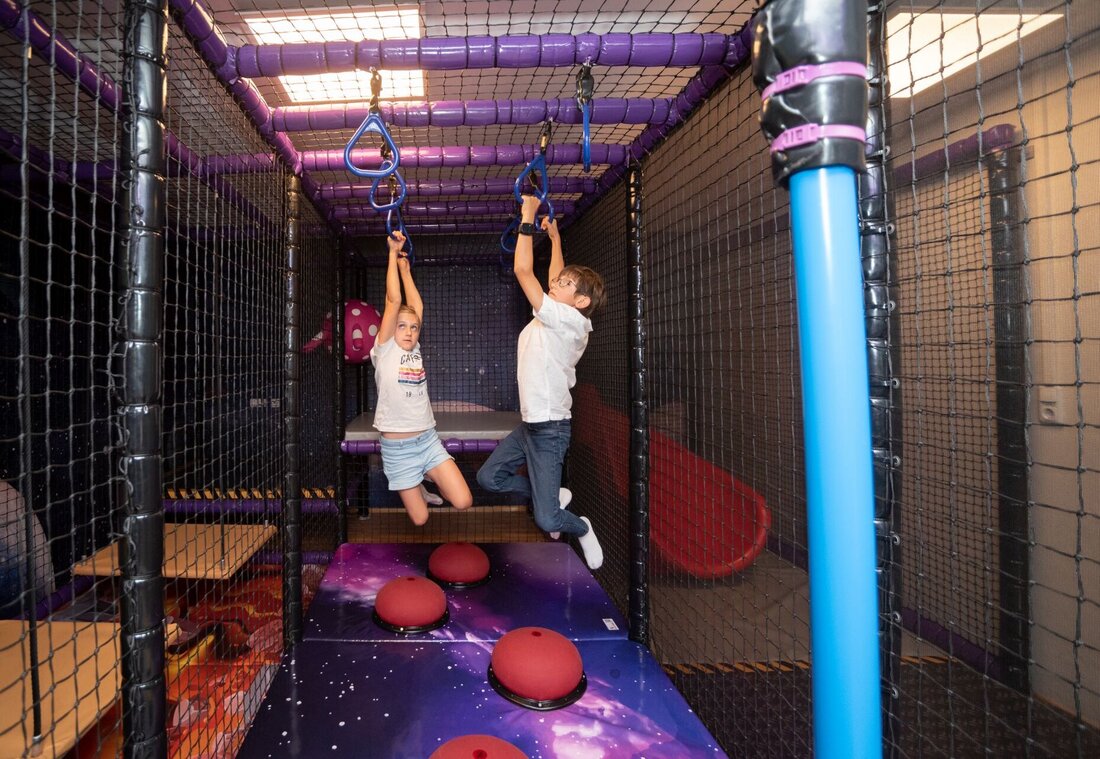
513, 194, 545, 312
543, 216, 563, 283
375, 231, 405, 345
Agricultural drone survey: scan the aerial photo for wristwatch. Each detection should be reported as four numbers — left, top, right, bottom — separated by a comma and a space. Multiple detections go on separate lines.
518, 222, 537, 236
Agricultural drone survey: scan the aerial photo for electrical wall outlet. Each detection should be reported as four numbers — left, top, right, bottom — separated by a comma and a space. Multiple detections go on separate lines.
1036, 386, 1073, 426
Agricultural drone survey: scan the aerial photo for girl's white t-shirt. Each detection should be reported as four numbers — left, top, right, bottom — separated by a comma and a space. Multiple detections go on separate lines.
517, 297, 592, 422
370, 338, 436, 432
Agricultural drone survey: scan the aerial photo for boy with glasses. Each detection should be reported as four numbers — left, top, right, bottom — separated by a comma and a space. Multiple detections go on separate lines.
477, 195, 607, 569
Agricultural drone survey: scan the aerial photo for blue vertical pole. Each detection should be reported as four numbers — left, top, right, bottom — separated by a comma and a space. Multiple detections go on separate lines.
790, 165, 881, 758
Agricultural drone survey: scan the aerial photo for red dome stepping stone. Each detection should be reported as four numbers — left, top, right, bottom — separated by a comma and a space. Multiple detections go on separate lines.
428, 542, 491, 588
373, 575, 449, 634
487, 627, 587, 710
428, 734, 528, 759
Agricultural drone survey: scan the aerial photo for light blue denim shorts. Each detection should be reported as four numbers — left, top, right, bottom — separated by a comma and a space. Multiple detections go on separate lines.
379, 429, 453, 491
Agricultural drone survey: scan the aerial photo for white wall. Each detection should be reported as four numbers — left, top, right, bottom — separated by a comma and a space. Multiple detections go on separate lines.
887, 1, 1099, 725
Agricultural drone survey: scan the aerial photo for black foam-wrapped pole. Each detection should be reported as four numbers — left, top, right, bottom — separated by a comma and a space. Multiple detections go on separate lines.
283, 174, 303, 649
989, 144, 1030, 694
119, 0, 168, 755
335, 243, 348, 545
753, 0, 868, 186
862, 3, 902, 753
626, 162, 649, 645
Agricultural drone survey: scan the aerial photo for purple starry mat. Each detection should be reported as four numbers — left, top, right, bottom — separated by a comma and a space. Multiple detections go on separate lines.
236, 638, 728, 758
304, 542, 628, 642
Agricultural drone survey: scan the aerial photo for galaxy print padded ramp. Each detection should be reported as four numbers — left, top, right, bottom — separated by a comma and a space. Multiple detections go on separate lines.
304, 542, 628, 642
236, 639, 728, 758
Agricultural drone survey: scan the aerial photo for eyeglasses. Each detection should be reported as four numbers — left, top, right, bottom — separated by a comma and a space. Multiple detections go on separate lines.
552, 275, 577, 288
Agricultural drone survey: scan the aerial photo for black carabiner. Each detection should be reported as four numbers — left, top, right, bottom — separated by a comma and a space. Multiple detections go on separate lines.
369, 68, 383, 113
538, 119, 553, 155
576, 62, 594, 108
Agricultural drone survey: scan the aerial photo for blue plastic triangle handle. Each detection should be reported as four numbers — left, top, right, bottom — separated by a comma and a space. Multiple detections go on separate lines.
370, 171, 407, 211
344, 112, 401, 179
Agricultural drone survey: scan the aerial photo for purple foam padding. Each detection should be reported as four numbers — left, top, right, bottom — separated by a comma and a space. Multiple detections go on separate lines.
169, 0, 236, 83
901, 609, 1003, 681
302, 144, 625, 173
167, 0, 319, 204
164, 132, 203, 176
236, 638, 727, 758
26, 576, 96, 621
336, 222, 513, 236
0, 4, 275, 229
0, 127, 81, 183
895, 124, 1016, 183
340, 438, 501, 455
202, 152, 277, 175
253, 550, 332, 566
271, 98, 671, 132
318, 176, 595, 200
234, 33, 738, 77
163, 499, 339, 516
304, 542, 627, 643
0, 0, 121, 111
571, 25, 754, 223
330, 200, 576, 219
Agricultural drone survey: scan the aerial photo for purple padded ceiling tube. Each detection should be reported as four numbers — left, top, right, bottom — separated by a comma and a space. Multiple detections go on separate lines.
235, 33, 740, 78
318, 177, 595, 200
338, 222, 524, 235
0, 0, 121, 109
303, 144, 626, 173
169, 0, 309, 181
271, 98, 672, 131
336, 222, 517, 236
0, 2, 271, 224
330, 200, 576, 219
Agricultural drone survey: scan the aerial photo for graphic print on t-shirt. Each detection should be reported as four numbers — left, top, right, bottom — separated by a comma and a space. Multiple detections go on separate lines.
398, 351, 426, 388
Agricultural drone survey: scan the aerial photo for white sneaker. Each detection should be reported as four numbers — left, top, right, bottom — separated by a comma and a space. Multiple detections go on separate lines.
420, 484, 443, 506
549, 488, 572, 539
578, 516, 603, 570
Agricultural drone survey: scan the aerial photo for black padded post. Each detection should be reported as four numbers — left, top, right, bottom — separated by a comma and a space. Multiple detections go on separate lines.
283, 174, 303, 649
626, 162, 649, 645
863, 3, 903, 753
119, 0, 168, 755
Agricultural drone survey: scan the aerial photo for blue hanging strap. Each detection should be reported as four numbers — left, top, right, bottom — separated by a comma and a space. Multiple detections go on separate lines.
512, 120, 555, 222
344, 69, 401, 179
576, 61, 594, 173
500, 215, 519, 257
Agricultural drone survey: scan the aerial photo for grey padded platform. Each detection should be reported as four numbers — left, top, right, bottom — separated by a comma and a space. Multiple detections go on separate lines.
344, 410, 522, 441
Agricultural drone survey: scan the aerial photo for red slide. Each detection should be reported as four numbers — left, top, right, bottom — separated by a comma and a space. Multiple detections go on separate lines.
574, 384, 771, 579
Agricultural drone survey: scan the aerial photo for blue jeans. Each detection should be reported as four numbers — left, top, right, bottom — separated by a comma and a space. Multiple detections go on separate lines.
477, 420, 589, 538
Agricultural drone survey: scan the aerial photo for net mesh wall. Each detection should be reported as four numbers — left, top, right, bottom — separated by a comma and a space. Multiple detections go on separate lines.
562, 182, 631, 615
1, 1, 127, 757
883, 1, 1100, 756
567, 62, 810, 756
1, 1, 341, 755
299, 204, 339, 559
